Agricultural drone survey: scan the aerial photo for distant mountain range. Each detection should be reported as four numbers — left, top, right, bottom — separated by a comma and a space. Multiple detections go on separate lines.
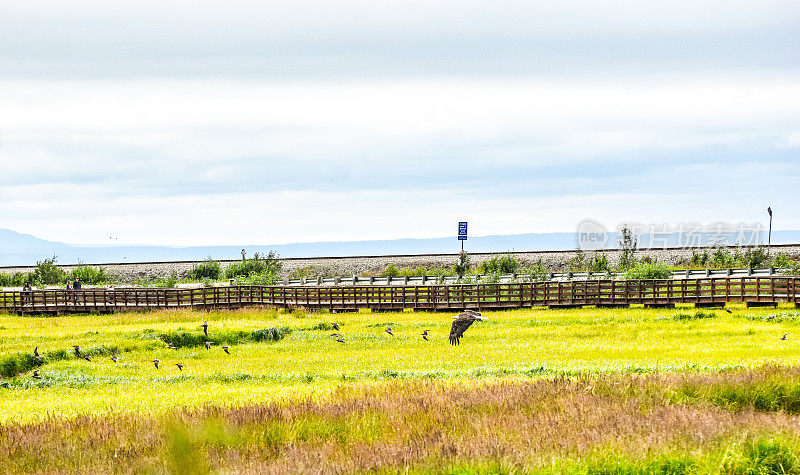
1, 228, 799, 267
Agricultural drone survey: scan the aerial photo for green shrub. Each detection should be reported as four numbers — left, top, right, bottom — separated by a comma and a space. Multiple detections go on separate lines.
225, 251, 281, 279
149, 271, 179, 288
740, 247, 771, 268
154, 327, 291, 347
380, 264, 400, 278
453, 251, 471, 277
0, 353, 43, 378
234, 270, 280, 285
568, 252, 612, 273
521, 260, 550, 281
69, 264, 113, 285
188, 258, 222, 281
251, 327, 291, 342
667, 310, 717, 321
479, 253, 521, 274
0, 272, 30, 287
625, 261, 672, 279
30, 256, 67, 286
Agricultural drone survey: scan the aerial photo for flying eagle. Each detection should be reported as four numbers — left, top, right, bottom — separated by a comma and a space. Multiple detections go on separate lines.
449, 310, 486, 345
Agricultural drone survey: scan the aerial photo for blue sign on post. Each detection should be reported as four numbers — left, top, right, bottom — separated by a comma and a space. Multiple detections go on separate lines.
458, 221, 468, 241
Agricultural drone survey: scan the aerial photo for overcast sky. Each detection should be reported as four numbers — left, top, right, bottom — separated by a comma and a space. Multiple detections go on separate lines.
1, 0, 798, 246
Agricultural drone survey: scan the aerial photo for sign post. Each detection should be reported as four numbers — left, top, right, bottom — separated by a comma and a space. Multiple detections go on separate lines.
458, 221, 468, 252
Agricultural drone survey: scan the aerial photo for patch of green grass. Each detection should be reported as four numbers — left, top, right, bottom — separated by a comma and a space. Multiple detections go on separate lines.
661, 310, 717, 321
0, 305, 799, 423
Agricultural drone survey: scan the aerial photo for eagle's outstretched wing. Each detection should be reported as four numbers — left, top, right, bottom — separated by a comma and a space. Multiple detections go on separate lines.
449, 313, 477, 345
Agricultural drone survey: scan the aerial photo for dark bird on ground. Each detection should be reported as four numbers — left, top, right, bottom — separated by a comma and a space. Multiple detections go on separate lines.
32, 370, 41, 380
82, 354, 91, 362
202, 321, 209, 336
33, 346, 42, 361
332, 323, 340, 331
111, 352, 118, 363
72, 345, 81, 356
204, 341, 212, 350
330, 333, 341, 338
724, 308, 733, 314
449, 310, 487, 345
176, 363, 184, 371
166, 343, 178, 350
222, 346, 230, 354
336, 337, 345, 343
421, 330, 429, 341
782, 333, 789, 340
153, 359, 160, 369
386, 327, 394, 336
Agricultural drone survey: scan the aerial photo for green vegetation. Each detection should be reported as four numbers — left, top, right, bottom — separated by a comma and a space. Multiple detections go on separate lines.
690, 246, 774, 269
0, 272, 28, 287
0, 257, 115, 288
67, 264, 112, 285
664, 310, 717, 321
1, 305, 800, 471
224, 251, 281, 279
187, 257, 222, 281
479, 253, 521, 274
625, 260, 673, 279
29, 256, 67, 286
453, 250, 471, 277
134, 270, 180, 288
568, 251, 612, 273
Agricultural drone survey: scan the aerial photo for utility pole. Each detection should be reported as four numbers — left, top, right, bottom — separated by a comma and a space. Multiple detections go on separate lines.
767, 207, 773, 255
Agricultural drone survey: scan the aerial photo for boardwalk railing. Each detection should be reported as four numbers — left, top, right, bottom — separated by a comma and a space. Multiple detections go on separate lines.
285, 267, 791, 286
1, 277, 797, 314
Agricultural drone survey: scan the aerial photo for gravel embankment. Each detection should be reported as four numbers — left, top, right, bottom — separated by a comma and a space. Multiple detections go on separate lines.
1, 245, 798, 284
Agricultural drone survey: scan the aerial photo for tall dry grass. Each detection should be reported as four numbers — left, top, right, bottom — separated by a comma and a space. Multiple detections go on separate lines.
2, 367, 800, 473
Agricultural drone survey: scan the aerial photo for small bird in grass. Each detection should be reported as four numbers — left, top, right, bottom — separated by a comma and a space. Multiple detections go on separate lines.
449, 309, 487, 346
166, 343, 178, 350
386, 327, 394, 336
72, 345, 81, 356
781, 333, 789, 341
330, 333, 341, 338
82, 353, 91, 362
202, 321, 209, 336
175, 363, 184, 371
33, 346, 42, 362
153, 359, 160, 369
336, 336, 345, 344
32, 370, 41, 380
331, 323, 340, 331
204, 341, 212, 350
111, 352, 119, 363
222, 346, 230, 354
724, 308, 733, 314
421, 330, 429, 341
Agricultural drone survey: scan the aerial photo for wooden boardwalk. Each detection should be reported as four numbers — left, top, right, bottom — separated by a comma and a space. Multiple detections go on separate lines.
1, 277, 797, 315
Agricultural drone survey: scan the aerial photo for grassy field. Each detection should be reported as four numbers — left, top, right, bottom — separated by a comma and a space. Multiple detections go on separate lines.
3, 304, 800, 472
